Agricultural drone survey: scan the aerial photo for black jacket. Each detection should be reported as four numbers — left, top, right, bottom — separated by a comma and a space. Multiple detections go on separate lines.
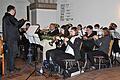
94, 35, 112, 54
67, 37, 82, 60
2, 13, 26, 41
47, 28, 59, 36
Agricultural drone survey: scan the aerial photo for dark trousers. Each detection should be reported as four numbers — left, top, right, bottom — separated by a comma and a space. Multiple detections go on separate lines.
46, 49, 74, 69
5, 40, 19, 72
87, 50, 108, 66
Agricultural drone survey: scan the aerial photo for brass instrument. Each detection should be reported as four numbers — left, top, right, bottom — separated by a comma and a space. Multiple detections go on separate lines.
49, 34, 71, 48
49, 35, 62, 47
40, 29, 49, 34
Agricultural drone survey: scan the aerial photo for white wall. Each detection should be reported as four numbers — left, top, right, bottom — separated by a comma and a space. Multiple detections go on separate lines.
0, 0, 15, 32
14, 0, 30, 19
36, 9, 57, 29
1, 0, 120, 32
57, 0, 120, 32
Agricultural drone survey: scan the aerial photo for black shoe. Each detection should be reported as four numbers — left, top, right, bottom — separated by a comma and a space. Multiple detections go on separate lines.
90, 66, 96, 70
62, 69, 71, 79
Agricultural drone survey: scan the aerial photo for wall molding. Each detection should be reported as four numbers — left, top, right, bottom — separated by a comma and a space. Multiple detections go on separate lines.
30, 2, 57, 10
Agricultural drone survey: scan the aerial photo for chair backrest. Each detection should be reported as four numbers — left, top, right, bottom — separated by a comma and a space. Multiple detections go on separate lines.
108, 40, 114, 57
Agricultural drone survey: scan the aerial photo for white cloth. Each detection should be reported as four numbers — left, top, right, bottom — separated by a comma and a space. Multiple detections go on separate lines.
65, 36, 79, 56
94, 29, 103, 38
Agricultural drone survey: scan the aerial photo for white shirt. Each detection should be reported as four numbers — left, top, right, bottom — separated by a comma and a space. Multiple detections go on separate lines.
110, 30, 120, 39
65, 36, 79, 56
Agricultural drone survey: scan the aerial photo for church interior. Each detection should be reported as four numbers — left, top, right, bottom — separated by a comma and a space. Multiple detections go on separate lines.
0, 0, 120, 80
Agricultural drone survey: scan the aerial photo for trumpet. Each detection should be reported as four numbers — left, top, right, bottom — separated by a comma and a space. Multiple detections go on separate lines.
49, 36, 64, 46
49, 34, 71, 48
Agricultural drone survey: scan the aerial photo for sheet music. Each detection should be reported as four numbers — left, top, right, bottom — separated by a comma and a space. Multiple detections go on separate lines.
26, 25, 39, 35
24, 25, 41, 44
33, 34, 41, 44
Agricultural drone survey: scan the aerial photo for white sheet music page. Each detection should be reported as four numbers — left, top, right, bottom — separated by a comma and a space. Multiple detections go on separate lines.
24, 25, 41, 44
33, 34, 41, 44
26, 25, 38, 35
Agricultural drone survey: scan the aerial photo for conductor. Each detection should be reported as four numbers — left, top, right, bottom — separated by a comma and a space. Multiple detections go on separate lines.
2, 5, 26, 73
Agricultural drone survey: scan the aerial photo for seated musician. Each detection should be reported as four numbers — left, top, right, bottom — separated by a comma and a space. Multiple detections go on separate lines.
46, 25, 70, 63
19, 23, 30, 59
47, 27, 82, 70
77, 24, 85, 37
87, 27, 112, 69
93, 24, 103, 38
47, 23, 59, 36
109, 23, 120, 54
82, 25, 96, 52
81, 25, 97, 62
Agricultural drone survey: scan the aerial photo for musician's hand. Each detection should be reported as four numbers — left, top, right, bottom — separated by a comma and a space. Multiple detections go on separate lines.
93, 35, 98, 40
64, 37, 69, 42
56, 36, 60, 40
83, 36, 88, 40
64, 37, 69, 45
61, 37, 64, 40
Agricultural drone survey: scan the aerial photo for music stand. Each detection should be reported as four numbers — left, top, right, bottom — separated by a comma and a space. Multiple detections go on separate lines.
24, 25, 40, 64
25, 25, 46, 80
112, 38, 120, 65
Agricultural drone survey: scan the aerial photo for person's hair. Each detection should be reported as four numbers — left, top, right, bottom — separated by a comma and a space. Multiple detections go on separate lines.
94, 24, 100, 28
60, 25, 70, 37
50, 23, 56, 26
26, 23, 30, 26
87, 25, 93, 29
65, 24, 72, 30
109, 23, 117, 30
7, 5, 15, 12
66, 23, 73, 27
102, 27, 108, 30
77, 24, 82, 27
71, 27, 78, 35
102, 27, 110, 36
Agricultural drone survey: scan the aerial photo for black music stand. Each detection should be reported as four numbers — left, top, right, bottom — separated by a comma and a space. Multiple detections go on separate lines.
25, 33, 47, 80
113, 52, 120, 65
112, 38, 120, 65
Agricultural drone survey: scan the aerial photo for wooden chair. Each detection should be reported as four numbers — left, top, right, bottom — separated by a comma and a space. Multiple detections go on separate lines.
63, 42, 83, 73
0, 37, 4, 76
94, 40, 114, 70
